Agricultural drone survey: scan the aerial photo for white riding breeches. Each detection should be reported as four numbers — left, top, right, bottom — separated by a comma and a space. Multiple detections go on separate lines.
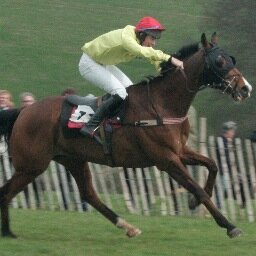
79, 53, 133, 99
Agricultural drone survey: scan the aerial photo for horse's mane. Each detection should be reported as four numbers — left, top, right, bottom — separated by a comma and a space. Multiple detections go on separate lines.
160, 42, 200, 74
140, 42, 200, 84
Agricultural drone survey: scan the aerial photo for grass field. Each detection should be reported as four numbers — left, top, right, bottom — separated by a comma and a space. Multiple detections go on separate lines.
0, 209, 255, 256
0, 0, 255, 136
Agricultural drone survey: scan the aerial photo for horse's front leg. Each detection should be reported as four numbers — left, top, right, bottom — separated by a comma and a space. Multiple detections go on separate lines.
181, 146, 218, 209
157, 155, 241, 238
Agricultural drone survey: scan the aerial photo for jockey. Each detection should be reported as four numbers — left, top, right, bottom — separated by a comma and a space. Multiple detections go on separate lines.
79, 16, 184, 141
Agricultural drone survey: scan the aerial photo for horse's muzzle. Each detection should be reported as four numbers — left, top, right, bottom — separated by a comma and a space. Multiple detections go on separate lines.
233, 85, 251, 101
240, 86, 251, 98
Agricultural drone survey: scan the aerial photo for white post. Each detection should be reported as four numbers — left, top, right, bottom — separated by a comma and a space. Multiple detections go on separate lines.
217, 137, 236, 221
92, 164, 113, 209
162, 172, 175, 216
197, 117, 208, 216
126, 168, 141, 214
245, 140, 256, 202
57, 164, 74, 211
235, 138, 254, 222
119, 168, 136, 214
49, 161, 65, 210
208, 136, 227, 216
143, 167, 156, 205
1, 149, 19, 209
153, 166, 167, 215
135, 168, 150, 215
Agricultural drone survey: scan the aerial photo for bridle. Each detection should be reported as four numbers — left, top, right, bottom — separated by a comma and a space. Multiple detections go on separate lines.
199, 71, 241, 96
160, 45, 241, 96
198, 47, 241, 96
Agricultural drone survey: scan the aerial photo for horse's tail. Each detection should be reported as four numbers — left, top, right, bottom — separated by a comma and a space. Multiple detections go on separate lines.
0, 108, 21, 141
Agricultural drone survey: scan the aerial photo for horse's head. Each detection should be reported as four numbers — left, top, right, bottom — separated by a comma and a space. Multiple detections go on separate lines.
201, 33, 252, 101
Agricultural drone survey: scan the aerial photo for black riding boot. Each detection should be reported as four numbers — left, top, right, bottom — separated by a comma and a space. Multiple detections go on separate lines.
80, 94, 123, 143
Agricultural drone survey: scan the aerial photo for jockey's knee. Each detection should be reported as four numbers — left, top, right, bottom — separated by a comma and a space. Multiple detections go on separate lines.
113, 94, 125, 103
112, 88, 127, 100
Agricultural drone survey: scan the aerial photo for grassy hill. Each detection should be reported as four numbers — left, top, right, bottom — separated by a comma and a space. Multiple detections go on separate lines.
0, 0, 255, 137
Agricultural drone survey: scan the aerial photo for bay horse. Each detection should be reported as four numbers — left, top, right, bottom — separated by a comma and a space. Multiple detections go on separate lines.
0, 33, 252, 239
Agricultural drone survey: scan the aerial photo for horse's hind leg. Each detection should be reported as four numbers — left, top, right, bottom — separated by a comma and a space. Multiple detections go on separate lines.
181, 146, 218, 209
157, 156, 241, 238
0, 171, 41, 237
64, 160, 141, 238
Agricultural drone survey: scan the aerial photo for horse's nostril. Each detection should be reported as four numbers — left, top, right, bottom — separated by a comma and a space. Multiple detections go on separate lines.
241, 86, 249, 97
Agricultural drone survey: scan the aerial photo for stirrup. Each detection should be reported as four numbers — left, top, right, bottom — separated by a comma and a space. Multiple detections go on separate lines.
80, 126, 102, 144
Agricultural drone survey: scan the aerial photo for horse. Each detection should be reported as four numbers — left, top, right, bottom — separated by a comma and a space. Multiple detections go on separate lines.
0, 33, 252, 239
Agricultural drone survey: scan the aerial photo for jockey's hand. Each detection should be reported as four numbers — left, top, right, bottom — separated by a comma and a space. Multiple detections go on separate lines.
170, 57, 184, 69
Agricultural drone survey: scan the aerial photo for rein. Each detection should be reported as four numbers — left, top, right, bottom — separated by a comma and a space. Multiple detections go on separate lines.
199, 69, 240, 95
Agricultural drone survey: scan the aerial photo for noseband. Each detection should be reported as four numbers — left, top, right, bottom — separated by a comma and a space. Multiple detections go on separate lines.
200, 72, 241, 96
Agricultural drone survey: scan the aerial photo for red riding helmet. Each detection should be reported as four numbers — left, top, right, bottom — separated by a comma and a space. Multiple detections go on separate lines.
135, 16, 165, 39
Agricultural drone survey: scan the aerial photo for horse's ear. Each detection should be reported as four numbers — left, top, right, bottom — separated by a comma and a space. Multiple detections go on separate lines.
230, 56, 236, 65
211, 32, 219, 44
201, 33, 208, 48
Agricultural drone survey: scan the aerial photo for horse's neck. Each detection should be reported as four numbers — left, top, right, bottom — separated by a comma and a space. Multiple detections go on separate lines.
159, 50, 205, 116
185, 49, 205, 86
126, 51, 205, 119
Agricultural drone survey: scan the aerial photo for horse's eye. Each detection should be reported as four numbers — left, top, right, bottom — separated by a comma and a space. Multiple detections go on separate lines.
215, 55, 225, 67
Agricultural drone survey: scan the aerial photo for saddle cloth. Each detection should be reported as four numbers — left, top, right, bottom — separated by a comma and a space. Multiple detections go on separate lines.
60, 94, 122, 139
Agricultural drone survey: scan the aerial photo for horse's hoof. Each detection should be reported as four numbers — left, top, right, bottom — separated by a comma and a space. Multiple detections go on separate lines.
126, 228, 142, 238
2, 231, 17, 238
116, 217, 142, 238
188, 195, 200, 210
227, 228, 242, 238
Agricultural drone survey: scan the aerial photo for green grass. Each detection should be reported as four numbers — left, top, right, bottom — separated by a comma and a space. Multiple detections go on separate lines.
0, 0, 255, 136
0, 209, 255, 256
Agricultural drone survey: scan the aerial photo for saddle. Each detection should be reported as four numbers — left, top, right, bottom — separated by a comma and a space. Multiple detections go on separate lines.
60, 94, 124, 162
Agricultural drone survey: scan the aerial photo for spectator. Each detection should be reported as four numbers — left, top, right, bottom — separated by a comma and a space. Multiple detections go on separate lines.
19, 92, 36, 107
250, 130, 256, 143
0, 90, 15, 110
61, 87, 77, 96
216, 121, 246, 208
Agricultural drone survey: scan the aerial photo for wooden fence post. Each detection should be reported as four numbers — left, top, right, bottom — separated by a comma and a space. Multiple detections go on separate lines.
92, 164, 113, 209
57, 164, 74, 211
245, 140, 256, 202
119, 168, 137, 214
208, 136, 228, 216
235, 138, 255, 222
143, 167, 156, 205
198, 117, 208, 216
41, 168, 55, 211
49, 161, 65, 210
217, 137, 236, 221
162, 172, 176, 215
1, 149, 20, 209
153, 167, 167, 216
135, 168, 150, 215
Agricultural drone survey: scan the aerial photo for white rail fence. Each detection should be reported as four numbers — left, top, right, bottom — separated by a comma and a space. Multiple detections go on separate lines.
0, 118, 256, 222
